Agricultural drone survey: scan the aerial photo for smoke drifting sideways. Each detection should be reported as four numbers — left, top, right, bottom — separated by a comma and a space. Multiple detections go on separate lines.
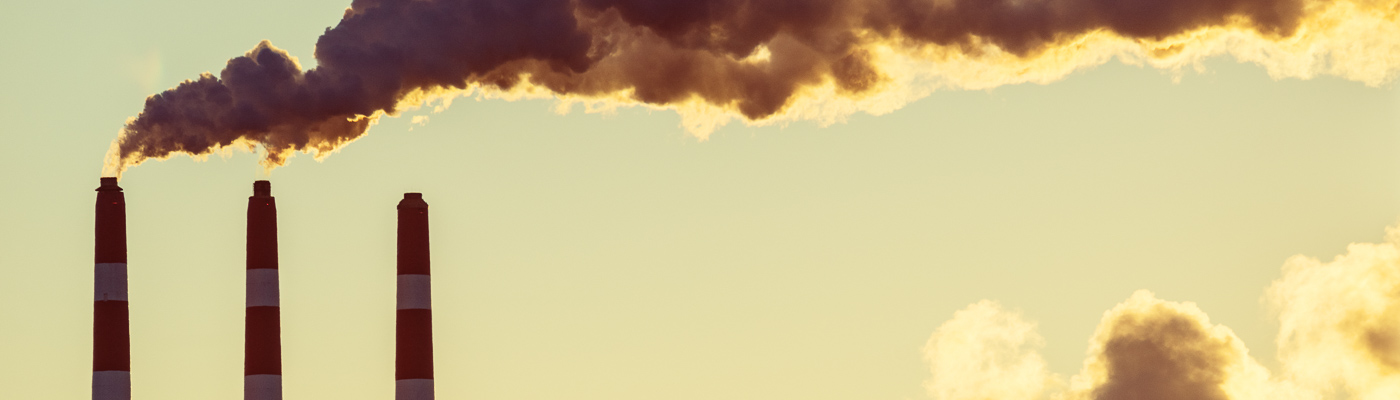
924, 227, 1400, 400
105, 0, 1400, 176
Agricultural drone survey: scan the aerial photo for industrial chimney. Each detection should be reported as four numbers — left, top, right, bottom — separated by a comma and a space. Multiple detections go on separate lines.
396, 193, 434, 400
246, 180, 282, 400
94, 177, 130, 400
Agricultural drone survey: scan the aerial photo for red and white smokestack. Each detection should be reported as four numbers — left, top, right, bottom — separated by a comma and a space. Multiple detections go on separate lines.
94, 177, 130, 400
396, 193, 434, 400
245, 180, 282, 400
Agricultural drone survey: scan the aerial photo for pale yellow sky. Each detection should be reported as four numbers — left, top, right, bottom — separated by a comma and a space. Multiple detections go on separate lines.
1, 1, 1400, 399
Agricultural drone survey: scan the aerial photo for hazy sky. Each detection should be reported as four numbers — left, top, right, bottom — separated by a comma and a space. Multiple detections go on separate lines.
2, 1, 1400, 399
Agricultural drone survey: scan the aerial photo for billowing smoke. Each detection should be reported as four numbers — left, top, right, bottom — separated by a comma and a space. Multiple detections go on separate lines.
924, 227, 1400, 400
106, 0, 1400, 175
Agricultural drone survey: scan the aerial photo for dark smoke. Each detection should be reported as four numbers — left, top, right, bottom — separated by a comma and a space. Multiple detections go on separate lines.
110, 0, 1328, 173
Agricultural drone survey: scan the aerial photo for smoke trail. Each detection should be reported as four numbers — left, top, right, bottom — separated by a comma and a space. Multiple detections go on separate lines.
106, 0, 1400, 175
924, 227, 1400, 400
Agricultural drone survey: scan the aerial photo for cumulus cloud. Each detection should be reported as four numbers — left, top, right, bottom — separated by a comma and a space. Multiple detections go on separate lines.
924, 300, 1059, 400
1269, 227, 1400, 400
927, 226, 1400, 400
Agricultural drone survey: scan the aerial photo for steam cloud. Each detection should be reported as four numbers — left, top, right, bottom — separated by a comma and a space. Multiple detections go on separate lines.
924, 227, 1400, 400
106, 0, 1400, 175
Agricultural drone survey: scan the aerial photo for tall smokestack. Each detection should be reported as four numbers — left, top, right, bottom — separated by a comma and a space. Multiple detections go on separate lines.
245, 180, 282, 400
396, 193, 434, 400
94, 177, 130, 400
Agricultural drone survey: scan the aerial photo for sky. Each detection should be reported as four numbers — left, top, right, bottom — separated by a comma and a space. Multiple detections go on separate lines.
2, 0, 1400, 399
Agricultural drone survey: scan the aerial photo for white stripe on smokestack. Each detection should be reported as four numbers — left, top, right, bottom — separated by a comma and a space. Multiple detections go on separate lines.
94, 177, 130, 400
397, 275, 432, 310
245, 180, 282, 400
246, 269, 280, 307
91, 371, 131, 400
397, 192, 434, 400
244, 375, 282, 400
397, 380, 435, 399
94, 263, 128, 302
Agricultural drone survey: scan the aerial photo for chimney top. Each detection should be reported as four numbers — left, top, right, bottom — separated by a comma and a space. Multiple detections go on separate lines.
398, 192, 428, 209
253, 180, 272, 196
96, 177, 122, 192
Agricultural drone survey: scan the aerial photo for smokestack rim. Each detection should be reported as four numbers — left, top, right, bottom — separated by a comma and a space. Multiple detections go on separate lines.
253, 180, 272, 197
96, 177, 122, 192
398, 193, 428, 209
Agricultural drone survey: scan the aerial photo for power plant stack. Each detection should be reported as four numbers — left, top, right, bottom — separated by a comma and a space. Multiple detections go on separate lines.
245, 180, 283, 400
93, 177, 131, 400
88, 182, 446, 398
396, 193, 435, 400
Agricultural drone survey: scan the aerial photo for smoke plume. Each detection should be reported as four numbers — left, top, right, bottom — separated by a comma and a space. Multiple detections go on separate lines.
106, 0, 1400, 175
924, 227, 1400, 400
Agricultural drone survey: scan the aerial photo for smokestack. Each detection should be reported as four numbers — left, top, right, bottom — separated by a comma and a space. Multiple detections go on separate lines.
396, 193, 434, 400
245, 180, 282, 400
93, 177, 130, 400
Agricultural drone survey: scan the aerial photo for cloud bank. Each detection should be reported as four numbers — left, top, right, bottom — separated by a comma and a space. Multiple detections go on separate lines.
925, 227, 1400, 400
